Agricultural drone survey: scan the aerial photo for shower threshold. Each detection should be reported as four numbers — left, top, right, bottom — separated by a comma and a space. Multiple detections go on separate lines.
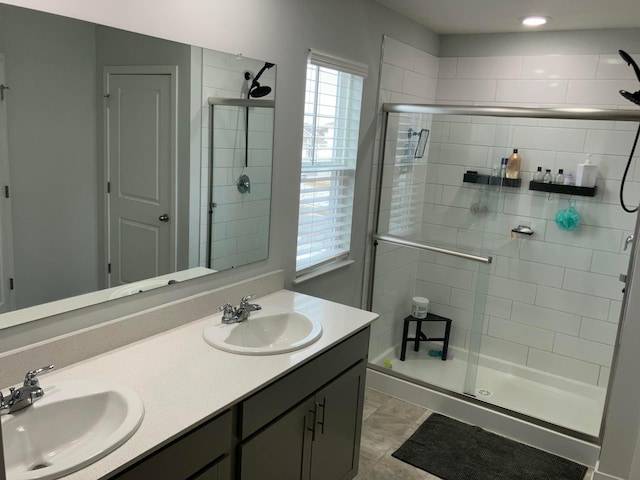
372, 346, 605, 438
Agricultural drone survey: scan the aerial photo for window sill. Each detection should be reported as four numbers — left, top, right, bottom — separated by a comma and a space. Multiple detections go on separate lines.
293, 259, 355, 285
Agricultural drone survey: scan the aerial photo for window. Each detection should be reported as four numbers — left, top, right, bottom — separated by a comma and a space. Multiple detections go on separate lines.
296, 50, 367, 274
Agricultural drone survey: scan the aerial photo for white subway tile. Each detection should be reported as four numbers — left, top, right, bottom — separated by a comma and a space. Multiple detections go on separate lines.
436, 79, 497, 102
527, 349, 600, 385
511, 126, 586, 152
562, 269, 623, 301
414, 50, 439, 77
496, 80, 568, 104
403, 71, 437, 98
580, 317, 618, 346
597, 54, 640, 80
518, 238, 592, 270
544, 223, 623, 253
598, 367, 611, 388
495, 257, 564, 288
487, 275, 536, 304
448, 123, 499, 147
591, 251, 631, 276
417, 263, 474, 290
380, 63, 404, 92
456, 56, 523, 79
554, 333, 614, 366
433, 143, 491, 168
414, 279, 452, 305
536, 285, 610, 320
479, 335, 528, 365
488, 317, 554, 350
438, 58, 457, 79
512, 302, 581, 335
429, 303, 473, 330
567, 80, 640, 106
585, 128, 640, 156
383, 37, 416, 70
522, 55, 598, 80
450, 290, 511, 320
608, 301, 622, 324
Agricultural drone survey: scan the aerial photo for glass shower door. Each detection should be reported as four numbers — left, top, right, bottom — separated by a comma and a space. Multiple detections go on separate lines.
369, 110, 499, 397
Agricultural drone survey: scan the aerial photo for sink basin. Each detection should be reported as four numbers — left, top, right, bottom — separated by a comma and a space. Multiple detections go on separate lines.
2, 380, 144, 480
203, 309, 322, 355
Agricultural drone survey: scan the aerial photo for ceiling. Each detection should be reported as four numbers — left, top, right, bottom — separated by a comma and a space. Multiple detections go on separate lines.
374, 0, 640, 35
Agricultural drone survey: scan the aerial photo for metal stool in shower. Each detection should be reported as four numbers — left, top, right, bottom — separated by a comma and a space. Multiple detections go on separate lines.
400, 313, 452, 361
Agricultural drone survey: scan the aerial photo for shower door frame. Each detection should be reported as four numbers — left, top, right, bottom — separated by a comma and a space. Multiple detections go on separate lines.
368, 103, 640, 444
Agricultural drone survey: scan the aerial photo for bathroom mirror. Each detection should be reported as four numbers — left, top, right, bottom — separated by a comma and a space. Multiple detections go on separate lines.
0, 4, 275, 330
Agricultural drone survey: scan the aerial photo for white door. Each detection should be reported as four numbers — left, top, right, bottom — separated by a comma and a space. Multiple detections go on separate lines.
105, 71, 176, 286
0, 53, 15, 313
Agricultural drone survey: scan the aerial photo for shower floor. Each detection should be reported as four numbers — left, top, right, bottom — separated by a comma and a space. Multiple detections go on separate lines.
373, 346, 605, 437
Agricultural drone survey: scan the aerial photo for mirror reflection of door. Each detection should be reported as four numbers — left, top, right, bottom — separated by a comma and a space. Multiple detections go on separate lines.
105, 69, 176, 286
0, 53, 15, 313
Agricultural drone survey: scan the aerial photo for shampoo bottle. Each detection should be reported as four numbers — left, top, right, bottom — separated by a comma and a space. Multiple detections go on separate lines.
506, 148, 521, 179
576, 155, 597, 188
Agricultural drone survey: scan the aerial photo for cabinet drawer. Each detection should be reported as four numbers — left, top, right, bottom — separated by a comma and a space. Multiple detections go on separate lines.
240, 327, 370, 439
113, 410, 232, 480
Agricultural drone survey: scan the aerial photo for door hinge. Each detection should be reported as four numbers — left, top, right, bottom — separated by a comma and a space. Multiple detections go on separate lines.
0, 85, 10, 101
107, 182, 110, 194
9, 278, 14, 290
4, 185, 8, 198
107, 263, 111, 274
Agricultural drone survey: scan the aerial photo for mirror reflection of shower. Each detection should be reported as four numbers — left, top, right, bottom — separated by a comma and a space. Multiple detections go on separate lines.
245, 62, 275, 99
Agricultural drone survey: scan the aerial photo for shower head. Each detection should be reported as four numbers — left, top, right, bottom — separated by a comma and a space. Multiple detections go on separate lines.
620, 89, 640, 106
246, 62, 275, 99
619, 50, 640, 82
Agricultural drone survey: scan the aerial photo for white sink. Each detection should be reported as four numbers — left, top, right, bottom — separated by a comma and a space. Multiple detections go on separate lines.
2, 380, 144, 480
203, 309, 322, 355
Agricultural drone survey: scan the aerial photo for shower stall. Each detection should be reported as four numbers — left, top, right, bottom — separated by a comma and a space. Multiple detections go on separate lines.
367, 103, 640, 457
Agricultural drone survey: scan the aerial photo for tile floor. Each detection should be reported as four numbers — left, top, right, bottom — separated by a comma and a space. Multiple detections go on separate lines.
354, 387, 593, 480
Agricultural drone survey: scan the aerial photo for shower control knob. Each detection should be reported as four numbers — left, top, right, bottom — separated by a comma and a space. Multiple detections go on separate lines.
159, 214, 169, 222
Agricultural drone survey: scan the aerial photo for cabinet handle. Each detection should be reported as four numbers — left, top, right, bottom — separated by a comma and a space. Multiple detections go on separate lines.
316, 398, 326, 435
307, 406, 317, 441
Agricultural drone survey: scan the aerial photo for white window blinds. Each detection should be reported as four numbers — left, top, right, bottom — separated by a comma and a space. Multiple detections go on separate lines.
296, 51, 366, 273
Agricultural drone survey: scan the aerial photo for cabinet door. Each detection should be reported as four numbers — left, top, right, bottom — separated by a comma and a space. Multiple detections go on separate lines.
240, 398, 314, 480
310, 361, 366, 480
193, 455, 231, 480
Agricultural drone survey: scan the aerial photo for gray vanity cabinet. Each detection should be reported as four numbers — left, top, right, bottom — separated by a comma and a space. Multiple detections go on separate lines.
112, 410, 233, 480
239, 361, 366, 480
238, 327, 369, 480
107, 326, 370, 480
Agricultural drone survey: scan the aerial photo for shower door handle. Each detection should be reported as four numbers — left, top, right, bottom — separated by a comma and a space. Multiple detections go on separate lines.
158, 214, 169, 222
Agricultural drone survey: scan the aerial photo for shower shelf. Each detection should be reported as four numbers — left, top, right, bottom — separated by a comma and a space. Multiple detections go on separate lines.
463, 172, 521, 188
528, 181, 597, 197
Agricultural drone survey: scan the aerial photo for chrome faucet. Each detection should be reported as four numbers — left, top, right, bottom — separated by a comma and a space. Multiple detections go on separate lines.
219, 295, 262, 324
0, 365, 54, 415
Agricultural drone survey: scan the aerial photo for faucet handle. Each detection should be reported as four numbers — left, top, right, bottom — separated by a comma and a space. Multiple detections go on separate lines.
240, 294, 255, 305
24, 364, 54, 387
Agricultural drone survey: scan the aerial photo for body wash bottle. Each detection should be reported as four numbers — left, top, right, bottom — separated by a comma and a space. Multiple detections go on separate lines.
506, 148, 521, 179
576, 155, 597, 187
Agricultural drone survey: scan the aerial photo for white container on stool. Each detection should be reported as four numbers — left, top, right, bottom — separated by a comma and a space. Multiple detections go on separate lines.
411, 297, 429, 319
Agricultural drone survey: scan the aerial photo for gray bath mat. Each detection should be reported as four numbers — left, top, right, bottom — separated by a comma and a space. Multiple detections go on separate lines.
392, 413, 587, 480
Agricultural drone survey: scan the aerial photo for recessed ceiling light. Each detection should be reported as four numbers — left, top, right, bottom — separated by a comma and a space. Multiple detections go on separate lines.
522, 16, 549, 27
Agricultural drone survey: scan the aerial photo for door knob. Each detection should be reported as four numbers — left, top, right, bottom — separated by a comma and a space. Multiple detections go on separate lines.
159, 214, 169, 222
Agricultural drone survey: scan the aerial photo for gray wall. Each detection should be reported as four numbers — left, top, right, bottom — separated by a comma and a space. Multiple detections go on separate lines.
0, 5, 98, 308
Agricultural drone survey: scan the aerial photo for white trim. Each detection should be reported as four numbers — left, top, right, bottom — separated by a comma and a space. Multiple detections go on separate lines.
293, 259, 354, 285
308, 49, 369, 78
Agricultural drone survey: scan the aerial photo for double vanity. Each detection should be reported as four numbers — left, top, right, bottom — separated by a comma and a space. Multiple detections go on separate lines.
0, 287, 377, 480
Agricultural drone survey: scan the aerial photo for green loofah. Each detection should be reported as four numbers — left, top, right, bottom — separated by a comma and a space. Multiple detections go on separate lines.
555, 205, 580, 231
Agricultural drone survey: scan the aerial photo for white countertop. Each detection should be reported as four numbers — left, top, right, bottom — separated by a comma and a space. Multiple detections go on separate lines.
36, 289, 377, 479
